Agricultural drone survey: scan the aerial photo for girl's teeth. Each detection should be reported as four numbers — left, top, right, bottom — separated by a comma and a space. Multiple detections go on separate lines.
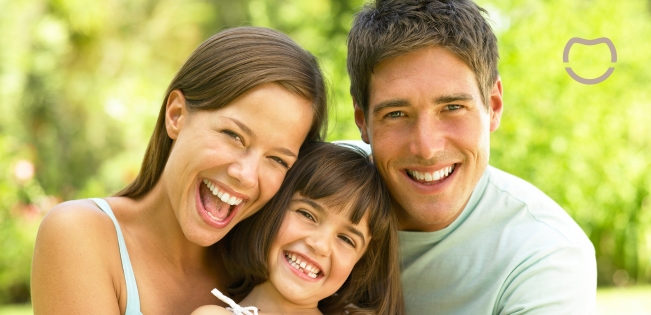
285, 252, 321, 277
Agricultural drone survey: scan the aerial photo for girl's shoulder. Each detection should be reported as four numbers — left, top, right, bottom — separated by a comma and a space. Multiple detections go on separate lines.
191, 305, 235, 315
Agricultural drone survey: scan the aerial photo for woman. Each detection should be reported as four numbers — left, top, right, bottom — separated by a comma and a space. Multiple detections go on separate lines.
31, 26, 328, 315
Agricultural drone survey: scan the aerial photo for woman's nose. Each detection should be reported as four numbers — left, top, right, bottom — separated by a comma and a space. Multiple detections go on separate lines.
227, 150, 259, 189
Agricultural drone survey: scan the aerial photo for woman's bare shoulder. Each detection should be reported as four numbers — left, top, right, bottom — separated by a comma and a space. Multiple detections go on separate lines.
36, 198, 121, 248
31, 198, 125, 314
191, 305, 234, 315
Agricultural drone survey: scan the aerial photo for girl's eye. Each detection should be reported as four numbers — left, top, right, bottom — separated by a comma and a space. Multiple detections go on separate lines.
386, 111, 405, 118
223, 130, 243, 144
297, 209, 316, 222
339, 235, 356, 248
270, 156, 289, 169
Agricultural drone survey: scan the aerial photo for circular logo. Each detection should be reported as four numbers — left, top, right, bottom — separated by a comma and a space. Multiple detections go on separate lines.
563, 37, 616, 84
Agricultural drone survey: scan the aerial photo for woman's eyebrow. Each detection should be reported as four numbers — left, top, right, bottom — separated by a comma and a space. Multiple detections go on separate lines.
228, 117, 297, 158
228, 117, 256, 138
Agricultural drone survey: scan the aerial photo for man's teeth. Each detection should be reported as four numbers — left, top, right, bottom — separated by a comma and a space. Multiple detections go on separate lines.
408, 165, 455, 182
285, 252, 320, 279
202, 179, 242, 205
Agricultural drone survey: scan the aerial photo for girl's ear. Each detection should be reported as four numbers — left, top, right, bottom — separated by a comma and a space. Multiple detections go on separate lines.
165, 89, 188, 140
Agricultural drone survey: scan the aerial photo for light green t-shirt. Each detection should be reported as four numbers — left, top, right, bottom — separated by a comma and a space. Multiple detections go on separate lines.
399, 166, 596, 315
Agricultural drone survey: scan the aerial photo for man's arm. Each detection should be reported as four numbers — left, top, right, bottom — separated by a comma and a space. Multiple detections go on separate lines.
497, 244, 596, 315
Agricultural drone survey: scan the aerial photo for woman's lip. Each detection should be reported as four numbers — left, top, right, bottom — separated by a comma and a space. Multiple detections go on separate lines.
195, 179, 242, 229
202, 178, 250, 202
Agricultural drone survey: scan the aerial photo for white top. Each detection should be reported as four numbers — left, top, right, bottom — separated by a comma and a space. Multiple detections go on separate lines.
211, 289, 259, 315
399, 166, 596, 314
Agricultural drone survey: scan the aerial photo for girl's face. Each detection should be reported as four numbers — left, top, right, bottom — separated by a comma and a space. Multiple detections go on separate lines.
265, 192, 372, 308
164, 83, 313, 246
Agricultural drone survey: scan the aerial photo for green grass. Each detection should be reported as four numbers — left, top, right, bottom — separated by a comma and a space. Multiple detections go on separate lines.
1, 286, 650, 314
0, 304, 31, 315
597, 285, 651, 315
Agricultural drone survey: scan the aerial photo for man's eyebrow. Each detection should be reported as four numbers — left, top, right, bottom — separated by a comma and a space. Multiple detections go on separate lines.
372, 99, 410, 115
229, 117, 297, 158
434, 93, 474, 104
296, 198, 367, 248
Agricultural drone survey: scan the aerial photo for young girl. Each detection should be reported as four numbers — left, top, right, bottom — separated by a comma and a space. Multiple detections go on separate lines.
193, 142, 404, 315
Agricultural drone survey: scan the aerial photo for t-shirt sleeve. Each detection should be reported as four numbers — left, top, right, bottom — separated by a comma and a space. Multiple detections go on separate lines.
496, 243, 597, 315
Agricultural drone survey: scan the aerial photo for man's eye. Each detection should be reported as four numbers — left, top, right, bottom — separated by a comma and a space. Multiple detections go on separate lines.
444, 104, 463, 111
386, 111, 404, 118
297, 209, 316, 222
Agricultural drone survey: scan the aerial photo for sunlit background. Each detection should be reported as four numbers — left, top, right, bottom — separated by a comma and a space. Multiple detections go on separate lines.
1, 0, 650, 313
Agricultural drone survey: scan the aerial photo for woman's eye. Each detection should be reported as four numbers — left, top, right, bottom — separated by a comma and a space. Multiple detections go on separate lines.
297, 209, 316, 222
270, 156, 289, 169
339, 235, 356, 248
386, 111, 405, 118
223, 130, 243, 143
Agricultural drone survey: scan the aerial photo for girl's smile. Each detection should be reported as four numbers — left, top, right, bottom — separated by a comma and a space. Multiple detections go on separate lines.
264, 192, 371, 307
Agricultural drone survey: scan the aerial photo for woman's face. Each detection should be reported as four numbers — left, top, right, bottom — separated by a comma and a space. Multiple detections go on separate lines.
164, 83, 314, 246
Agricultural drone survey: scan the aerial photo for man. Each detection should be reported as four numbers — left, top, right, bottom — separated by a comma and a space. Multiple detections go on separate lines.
347, 0, 596, 313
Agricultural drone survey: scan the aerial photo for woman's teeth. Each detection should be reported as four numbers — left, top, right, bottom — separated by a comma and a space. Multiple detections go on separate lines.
408, 165, 455, 182
285, 252, 320, 279
202, 179, 242, 205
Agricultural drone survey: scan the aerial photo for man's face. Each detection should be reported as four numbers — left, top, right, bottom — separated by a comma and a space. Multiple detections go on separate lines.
355, 46, 503, 232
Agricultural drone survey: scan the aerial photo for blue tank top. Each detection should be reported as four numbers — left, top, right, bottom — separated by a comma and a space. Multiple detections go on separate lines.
91, 198, 143, 315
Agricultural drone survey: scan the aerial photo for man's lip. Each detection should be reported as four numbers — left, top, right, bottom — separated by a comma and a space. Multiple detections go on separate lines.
195, 179, 243, 229
402, 163, 458, 189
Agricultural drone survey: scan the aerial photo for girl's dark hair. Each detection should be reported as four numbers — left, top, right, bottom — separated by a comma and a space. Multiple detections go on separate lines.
222, 142, 404, 315
118, 26, 328, 198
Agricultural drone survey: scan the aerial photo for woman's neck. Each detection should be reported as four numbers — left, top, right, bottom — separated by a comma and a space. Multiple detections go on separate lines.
108, 181, 209, 269
239, 282, 322, 315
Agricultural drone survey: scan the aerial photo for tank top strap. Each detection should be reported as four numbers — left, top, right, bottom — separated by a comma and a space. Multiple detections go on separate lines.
91, 198, 142, 315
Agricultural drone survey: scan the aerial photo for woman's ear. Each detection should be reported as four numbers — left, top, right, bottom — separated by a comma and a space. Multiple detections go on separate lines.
165, 89, 188, 140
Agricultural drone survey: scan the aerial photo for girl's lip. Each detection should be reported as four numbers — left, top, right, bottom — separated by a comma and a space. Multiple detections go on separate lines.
195, 179, 243, 229
283, 250, 324, 282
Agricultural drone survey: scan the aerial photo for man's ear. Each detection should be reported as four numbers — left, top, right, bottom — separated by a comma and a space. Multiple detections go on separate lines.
488, 77, 503, 132
165, 89, 188, 140
353, 101, 370, 144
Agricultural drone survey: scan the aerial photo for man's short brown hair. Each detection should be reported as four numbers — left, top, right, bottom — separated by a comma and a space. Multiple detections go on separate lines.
347, 0, 499, 114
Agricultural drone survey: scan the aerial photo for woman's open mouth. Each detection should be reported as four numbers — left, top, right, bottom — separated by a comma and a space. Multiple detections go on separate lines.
197, 179, 244, 227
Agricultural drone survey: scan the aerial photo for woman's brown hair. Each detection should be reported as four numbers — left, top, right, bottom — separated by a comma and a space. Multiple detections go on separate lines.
118, 26, 328, 198
222, 142, 404, 315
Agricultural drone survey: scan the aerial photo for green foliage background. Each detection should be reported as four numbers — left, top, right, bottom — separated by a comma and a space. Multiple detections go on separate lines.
0, 0, 649, 304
